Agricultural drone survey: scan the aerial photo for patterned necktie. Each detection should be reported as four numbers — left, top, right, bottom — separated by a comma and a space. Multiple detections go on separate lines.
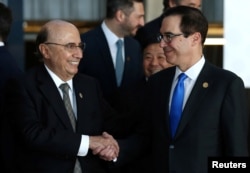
115, 39, 124, 86
60, 83, 76, 131
169, 73, 187, 138
59, 83, 82, 173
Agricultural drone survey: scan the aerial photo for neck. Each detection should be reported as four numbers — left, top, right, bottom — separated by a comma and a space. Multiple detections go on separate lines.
104, 19, 124, 38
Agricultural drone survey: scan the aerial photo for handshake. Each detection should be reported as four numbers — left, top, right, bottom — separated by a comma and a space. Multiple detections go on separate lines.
89, 132, 119, 162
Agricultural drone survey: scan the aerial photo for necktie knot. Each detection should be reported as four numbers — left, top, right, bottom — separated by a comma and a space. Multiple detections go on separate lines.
178, 73, 187, 82
116, 39, 123, 48
60, 83, 70, 94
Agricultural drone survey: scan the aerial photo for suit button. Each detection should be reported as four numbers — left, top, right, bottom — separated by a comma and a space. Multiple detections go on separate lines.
169, 145, 175, 149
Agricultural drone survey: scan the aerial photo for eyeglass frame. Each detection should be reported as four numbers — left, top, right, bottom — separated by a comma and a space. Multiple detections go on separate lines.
43, 42, 86, 52
157, 33, 185, 43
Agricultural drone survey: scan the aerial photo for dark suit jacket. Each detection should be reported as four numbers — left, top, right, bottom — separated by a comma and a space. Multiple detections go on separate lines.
0, 46, 22, 173
79, 25, 144, 115
0, 46, 21, 110
145, 61, 249, 173
3, 64, 114, 173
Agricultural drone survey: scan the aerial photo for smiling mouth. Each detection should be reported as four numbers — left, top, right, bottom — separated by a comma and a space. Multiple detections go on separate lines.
69, 61, 79, 65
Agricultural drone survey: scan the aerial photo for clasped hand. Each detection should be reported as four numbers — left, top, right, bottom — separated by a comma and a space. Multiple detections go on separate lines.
89, 132, 119, 161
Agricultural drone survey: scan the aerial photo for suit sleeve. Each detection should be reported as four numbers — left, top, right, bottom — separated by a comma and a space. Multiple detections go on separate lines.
221, 76, 249, 156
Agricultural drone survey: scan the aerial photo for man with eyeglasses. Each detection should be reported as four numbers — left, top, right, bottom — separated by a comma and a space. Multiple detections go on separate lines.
3, 20, 120, 173
135, 0, 202, 80
143, 6, 249, 173
135, 0, 202, 47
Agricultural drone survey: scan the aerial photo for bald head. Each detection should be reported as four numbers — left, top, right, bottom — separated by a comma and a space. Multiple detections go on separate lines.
35, 20, 81, 59
35, 20, 83, 81
42, 20, 80, 43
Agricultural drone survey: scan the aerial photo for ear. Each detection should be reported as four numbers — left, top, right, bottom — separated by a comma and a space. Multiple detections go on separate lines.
169, 0, 177, 7
191, 32, 201, 46
115, 9, 125, 22
39, 44, 49, 59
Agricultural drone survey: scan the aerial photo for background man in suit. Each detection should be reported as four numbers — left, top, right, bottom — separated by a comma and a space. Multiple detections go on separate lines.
0, 2, 22, 172
3, 20, 119, 173
135, 0, 202, 47
144, 6, 249, 173
78, 2, 147, 172
78, 1, 145, 135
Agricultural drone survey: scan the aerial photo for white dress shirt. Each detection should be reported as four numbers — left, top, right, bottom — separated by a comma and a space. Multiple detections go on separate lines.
101, 21, 125, 69
169, 56, 205, 111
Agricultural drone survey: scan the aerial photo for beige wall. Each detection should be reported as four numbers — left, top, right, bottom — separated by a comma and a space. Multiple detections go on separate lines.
144, 0, 163, 22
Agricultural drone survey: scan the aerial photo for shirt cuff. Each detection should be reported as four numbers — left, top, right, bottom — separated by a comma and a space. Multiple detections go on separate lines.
77, 135, 89, 156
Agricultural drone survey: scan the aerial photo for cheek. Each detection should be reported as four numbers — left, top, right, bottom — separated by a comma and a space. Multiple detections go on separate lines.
143, 60, 149, 69
161, 61, 172, 68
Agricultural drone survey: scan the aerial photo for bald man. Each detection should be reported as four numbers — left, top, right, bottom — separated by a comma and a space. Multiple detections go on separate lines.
3, 20, 119, 173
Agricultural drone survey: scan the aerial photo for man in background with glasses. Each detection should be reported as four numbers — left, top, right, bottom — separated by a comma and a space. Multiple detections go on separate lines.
143, 6, 248, 173
2, 19, 120, 173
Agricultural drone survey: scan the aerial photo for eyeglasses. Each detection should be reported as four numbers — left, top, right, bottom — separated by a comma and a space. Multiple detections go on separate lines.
157, 33, 183, 43
44, 42, 86, 52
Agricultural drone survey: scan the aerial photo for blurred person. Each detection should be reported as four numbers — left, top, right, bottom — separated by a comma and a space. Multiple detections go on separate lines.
0, 2, 21, 111
144, 6, 248, 173
135, 0, 202, 47
0, 2, 22, 173
3, 20, 120, 173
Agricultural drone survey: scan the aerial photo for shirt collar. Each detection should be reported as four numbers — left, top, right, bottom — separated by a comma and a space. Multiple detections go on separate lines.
44, 65, 73, 90
101, 21, 124, 46
174, 55, 205, 81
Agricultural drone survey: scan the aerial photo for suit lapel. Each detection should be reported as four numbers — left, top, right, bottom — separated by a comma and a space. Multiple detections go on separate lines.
96, 27, 117, 83
37, 65, 74, 130
175, 62, 213, 138
122, 37, 143, 86
73, 74, 98, 133
154, 68, 176, 139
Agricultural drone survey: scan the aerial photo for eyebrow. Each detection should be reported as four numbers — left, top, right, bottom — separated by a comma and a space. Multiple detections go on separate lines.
163, 32, 175, 35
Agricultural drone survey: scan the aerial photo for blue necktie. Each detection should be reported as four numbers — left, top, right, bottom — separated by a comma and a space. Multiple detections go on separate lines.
170, 73, 187, 138
115, 39, 124, 86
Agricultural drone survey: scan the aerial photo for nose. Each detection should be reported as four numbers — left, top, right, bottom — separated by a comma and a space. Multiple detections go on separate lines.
73, 47, 83, 59
150, 57, 159, 66
139, 17, 145, 27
